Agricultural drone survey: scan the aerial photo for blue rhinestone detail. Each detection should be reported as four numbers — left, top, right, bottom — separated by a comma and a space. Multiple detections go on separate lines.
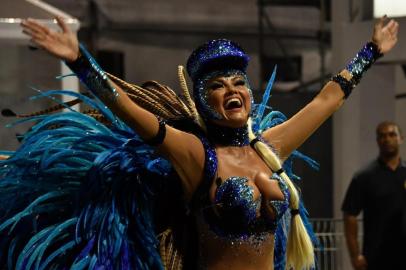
186, 39, 249, 82
268, 174, 290, 221
206, 122, 250, 147
186, 39, 252, 121
346, 42, 382, 85
66, 44, 119, 102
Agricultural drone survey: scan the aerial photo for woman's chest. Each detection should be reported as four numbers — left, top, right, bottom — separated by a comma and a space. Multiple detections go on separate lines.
209, 148, 281, 203
198, 146, 289, 239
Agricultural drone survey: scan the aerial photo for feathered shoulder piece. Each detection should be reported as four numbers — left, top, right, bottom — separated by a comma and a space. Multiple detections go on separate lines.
0, 87, 178, 269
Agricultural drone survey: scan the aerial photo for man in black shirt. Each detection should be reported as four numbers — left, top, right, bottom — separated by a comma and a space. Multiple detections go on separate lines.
342, 121, 406, 270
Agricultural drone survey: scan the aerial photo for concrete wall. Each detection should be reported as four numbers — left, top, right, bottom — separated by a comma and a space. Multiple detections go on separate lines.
332, 0, 406, 217
332, 0, 406, 268
395, 66, 406, 159
0, 45, 60, 151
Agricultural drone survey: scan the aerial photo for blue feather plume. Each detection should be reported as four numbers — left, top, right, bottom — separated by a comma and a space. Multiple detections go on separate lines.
0, 91, 169, 269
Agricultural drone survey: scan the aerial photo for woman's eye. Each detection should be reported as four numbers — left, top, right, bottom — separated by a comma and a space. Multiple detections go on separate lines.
234, 80, 246, 87
208, 82, 223, 90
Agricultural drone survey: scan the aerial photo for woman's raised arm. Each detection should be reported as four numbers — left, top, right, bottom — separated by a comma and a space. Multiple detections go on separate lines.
20, 17, 205, 196
262, 17, 399, 161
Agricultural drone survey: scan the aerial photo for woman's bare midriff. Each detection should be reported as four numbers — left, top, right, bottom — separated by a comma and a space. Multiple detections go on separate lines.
196, 217, 275, 270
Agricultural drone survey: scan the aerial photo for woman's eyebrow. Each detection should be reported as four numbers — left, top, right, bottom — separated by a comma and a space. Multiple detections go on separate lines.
208, 79, 222, 85
209, 77, 226, 84
231, 75, 245, 81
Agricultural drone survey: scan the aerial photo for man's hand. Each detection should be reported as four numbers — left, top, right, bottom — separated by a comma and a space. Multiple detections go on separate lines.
351, 254, 367, 270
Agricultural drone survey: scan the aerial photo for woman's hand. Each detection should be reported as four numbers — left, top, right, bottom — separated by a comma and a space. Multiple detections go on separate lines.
372, 16, 399, 54
21, 16, 79, 62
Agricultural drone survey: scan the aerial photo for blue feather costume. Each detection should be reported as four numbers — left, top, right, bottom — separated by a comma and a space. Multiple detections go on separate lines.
0, 90, 170, 269
0, 50, 318, 270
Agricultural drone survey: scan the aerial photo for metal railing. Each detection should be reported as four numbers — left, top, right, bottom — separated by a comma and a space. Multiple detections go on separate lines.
311, 218, 363, 270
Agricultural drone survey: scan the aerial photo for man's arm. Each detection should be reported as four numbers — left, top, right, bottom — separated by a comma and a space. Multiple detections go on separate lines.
344, 213, 367, 270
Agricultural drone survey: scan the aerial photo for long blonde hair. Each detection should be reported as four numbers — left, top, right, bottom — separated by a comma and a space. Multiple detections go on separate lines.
247, 118, 314, 270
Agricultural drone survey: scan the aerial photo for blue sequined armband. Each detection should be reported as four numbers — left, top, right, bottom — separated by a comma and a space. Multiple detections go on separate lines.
331, 42, 382, 99
65, 44, 119, 101
346, 42, 382, 85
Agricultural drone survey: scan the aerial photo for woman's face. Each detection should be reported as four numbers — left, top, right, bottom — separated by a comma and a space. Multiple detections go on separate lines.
205, 74, 251, 128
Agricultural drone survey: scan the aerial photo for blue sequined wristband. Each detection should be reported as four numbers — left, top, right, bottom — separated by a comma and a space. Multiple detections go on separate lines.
331, 42, 383, 99
65, 44, 119, 101
346, 42, 383, 85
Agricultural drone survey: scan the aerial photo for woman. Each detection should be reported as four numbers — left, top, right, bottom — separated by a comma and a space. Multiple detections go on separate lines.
0, 15, 398, 270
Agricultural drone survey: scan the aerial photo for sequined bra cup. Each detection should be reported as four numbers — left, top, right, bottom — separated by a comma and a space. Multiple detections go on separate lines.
191, 136, 290, 240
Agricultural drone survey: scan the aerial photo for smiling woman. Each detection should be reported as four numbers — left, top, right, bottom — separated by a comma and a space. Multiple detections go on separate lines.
206, 75, 252, 127
0, 14, 399, 270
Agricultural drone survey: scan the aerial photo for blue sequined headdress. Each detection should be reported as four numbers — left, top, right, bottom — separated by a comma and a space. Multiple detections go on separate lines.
186, 39, 252, 121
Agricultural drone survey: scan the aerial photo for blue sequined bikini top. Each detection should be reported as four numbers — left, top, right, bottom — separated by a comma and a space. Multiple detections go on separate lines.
191, 136, 290, 239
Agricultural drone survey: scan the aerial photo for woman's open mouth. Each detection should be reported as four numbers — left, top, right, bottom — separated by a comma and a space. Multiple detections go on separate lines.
224, 98, 242, 110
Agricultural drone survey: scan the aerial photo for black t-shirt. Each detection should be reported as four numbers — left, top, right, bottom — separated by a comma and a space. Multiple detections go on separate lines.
342, 159, 406, 268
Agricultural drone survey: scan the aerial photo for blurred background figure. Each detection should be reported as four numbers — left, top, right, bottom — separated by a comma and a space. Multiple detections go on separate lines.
342, 121, 406, 270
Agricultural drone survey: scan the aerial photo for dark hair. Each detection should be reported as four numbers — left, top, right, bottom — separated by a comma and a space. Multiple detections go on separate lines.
376, 121, 402, 136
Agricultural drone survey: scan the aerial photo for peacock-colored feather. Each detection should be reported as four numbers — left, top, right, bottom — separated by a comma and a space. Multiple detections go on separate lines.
0, 90, 170, 269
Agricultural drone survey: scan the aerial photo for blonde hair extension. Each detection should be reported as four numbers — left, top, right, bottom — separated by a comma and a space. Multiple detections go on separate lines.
106, 72, 192, 120
247, 118, 314, 270
177, 65, 206, 131
177, 66, 197, 117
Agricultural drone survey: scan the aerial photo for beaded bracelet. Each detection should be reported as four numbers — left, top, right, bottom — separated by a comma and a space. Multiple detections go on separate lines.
331, 74, 353, 99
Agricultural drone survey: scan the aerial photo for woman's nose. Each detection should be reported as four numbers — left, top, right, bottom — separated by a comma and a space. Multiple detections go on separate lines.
225, 84, 238, 94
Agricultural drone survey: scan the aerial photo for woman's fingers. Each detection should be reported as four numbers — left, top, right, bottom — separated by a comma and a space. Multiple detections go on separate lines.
21, 21, 49, 43
20, 16, 78, 61
386, 19, 396, 30
21, 27, 33, 38
390, 21, 399, 36
393, 22, 399, 36
22, 18, 50, 35
376, 15, 387, 30
384, 19, 399, 40
22, 28, 34, 38
22, 28, 46, 42
55, 16, 70, 34
29, 19, 51, 34
21, 18, 58, 47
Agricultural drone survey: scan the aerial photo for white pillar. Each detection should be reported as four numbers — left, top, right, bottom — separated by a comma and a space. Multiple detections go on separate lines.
60, 59, 80, 111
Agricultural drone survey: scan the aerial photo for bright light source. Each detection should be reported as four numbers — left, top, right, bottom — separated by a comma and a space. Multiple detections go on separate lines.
374, 0, 406, 18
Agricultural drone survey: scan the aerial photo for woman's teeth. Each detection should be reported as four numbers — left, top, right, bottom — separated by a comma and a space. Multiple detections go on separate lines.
225, 98, 242, 109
